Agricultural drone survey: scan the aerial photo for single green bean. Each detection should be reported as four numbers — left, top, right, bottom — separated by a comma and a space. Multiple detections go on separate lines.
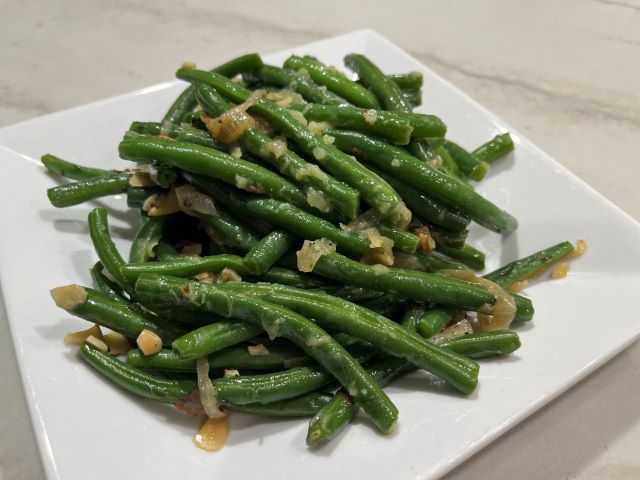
50, 285, 183, 343
377, 225, 419, 254
88, 207, 130, 290
243, 230, 299, 275
296, 104, 414, 145
435, 243, 486, 271
484, 241, 575, 288
120, 254, 249, 283
126, 187, 163, 208
243, 65, 347, 105
80, 343, 196, 403
438, 331, 521, 358
47, 173, 131, 208
129, 216, 170, 263
435, 145, 464, 179
443, 141, 489, 181
127, 343, 306, 371
388, 72, 423, 91
393, 251, 468, 272
82, 342, 329, 406
118, 135, 308, 209
312, 252, 494, 310
162, 53, 264, 124
128, 121, 223, 150
472, 133, 514, 164
89, 261, 128, 302
344, 54, 410, 111
284, 55, 380, 108
254, 267, 327, 289
155, 240, 180, 261
42, 154, 108, 180
172, 321, 263, 360
429, 225, 469, 249
227, 392, 333, 417
416, 307, 453, 338
306, 356, 416, 446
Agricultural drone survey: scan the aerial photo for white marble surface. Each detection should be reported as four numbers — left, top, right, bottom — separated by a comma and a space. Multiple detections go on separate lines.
1, 1, 639, 478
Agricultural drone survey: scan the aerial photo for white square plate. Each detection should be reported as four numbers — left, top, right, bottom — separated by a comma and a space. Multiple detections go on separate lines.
1, 30, 639, 480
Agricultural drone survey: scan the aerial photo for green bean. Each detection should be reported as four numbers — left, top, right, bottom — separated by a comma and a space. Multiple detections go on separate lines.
50, 285, 183, 343
129, 216, 170, 263
128, 121, 223, 150
88, 207, 130, 290
306, 328, 522, 445
356, 294, 406, 320
155, 240, 180, 261
47, 173, 131, 208
435, 243, 486, 271
185, 175, 370, 257
429, 225, 469, 249
307, 356, 416, 447
513, 294, 534, 322
443, 141, 489, 181
284, 55, 380, 108
82, 342, 328, 407
377, 225, 419, 254
344, 54, 409, 111
403, 89, 422, 108
435, 145, 464, 179
296, 104, 414, 145
118, 135, 308, 209
388, 72, 423, 91
472, 133, 514, 164
243, 65, 347, 105
127, 343, 306, 372
176, 68, 408, 223
172, 321, 263, 360
244, 230, 299, 275
206, 281, 480, 394
254, 267, 327, 289
293, 105, 446, 141
162, 53, 264, 124
312, 252, 494, 310
227, 392, 333, 417
370, 168, 470, 233
438, 331, 521, 358
416, 307, 453, 338
120, 254, 249, 283
89, 261, 128, 302
393, 251, 467, 272
198, 206, 262, 252
484, 241, 575, 288
194, 84, 359, 219
400, 306, 424, 333
328, 129, 518, 234
135, 274, 398, 433
126, 187, 163, 208
41, 153, 108, 180
80, 343, 196, 403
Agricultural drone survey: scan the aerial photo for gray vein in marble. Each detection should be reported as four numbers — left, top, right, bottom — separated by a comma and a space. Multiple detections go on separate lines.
410, 50, 640, 129
593, 0, 640, 13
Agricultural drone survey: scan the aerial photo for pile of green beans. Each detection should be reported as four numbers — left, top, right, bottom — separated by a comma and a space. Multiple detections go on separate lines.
43, 50, 581, 449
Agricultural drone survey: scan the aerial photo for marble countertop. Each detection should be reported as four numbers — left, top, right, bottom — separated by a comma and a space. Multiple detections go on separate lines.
1, 0, 639, 478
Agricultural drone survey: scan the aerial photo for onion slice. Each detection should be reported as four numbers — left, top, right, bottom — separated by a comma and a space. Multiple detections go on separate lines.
196, 358, 225, 419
